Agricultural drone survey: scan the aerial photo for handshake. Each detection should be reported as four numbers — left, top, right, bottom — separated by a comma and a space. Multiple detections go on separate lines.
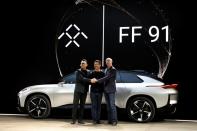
90, 78, 98, 83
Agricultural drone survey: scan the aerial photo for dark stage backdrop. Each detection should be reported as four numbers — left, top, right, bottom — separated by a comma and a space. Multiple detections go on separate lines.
1, 0, 196, 119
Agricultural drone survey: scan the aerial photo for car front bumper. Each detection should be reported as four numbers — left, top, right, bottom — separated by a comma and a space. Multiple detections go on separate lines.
16, 95, 25, 113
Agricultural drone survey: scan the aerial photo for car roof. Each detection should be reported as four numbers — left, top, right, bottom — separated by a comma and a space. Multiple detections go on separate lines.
62, 70, 163, 82
125, 70, 163, 81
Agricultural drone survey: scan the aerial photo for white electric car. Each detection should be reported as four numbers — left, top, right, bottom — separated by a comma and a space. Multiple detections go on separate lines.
17, 70, 178, 122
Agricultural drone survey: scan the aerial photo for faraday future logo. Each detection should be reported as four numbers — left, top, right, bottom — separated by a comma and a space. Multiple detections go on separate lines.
58, 24, 88, 48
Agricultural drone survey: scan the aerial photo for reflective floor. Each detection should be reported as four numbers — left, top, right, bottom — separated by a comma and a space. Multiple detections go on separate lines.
0, 114, 197, 131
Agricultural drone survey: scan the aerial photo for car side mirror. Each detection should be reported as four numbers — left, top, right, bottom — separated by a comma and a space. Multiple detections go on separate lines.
58, 82, 64, 87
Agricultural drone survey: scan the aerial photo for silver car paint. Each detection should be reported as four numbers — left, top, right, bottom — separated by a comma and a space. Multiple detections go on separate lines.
18, 75, 178, 109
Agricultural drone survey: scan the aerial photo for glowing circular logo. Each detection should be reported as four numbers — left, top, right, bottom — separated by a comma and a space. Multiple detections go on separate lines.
55, 0, 173, 78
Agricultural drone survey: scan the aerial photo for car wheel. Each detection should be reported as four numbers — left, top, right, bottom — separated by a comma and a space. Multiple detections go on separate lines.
26, 94, 51, 119
127, 97, 155, 122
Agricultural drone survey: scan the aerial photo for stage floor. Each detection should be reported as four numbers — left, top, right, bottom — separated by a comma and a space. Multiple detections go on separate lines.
0, 114, 197, 131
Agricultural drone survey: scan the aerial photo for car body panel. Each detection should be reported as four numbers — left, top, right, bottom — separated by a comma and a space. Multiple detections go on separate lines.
18, 75, 178, 110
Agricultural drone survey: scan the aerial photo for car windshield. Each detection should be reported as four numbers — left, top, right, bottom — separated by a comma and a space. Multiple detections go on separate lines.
63, 72, 76, 83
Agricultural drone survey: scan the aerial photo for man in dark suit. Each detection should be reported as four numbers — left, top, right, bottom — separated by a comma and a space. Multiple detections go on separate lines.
92, 58, 118, 126
71, 59, 91, 124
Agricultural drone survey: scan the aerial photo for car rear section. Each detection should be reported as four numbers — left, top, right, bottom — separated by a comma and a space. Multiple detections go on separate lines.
116, 71, 178, 122
155, 84, 178, 115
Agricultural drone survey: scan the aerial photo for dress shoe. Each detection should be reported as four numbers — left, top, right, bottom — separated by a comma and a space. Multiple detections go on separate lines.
108, 121, 112, 124
112, 122, 117, 126
78, 120, 85, 124
71, 121, 76, 124
96, 121, 101, 124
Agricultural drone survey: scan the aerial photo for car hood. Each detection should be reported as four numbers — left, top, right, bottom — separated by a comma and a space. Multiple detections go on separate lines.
27, 84, 59, 89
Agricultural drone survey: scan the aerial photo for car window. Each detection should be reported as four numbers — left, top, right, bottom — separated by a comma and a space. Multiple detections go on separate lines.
63, 72, 76, 83
119, 72, 143, 83
116, 72, 121, 83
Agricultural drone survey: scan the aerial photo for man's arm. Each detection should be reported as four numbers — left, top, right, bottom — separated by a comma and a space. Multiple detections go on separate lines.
76, 71, 90, 83
97, 69, 116, 83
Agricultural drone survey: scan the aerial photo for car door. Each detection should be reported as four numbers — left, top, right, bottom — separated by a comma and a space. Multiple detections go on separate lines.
115, 71, 144, 108
53, 73, 76, 107
115, 71, 129, 107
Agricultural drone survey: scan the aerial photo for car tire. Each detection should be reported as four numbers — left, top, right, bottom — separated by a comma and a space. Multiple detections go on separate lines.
127, 97, 155, 122
26, 94, 51, 119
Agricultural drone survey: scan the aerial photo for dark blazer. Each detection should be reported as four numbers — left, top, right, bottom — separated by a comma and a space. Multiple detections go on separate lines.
97, 66, 117, 93
75, 69, 90, 93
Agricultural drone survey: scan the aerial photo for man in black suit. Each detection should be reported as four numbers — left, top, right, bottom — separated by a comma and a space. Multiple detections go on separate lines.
92, 58, 118, 126
71, 59, 91, 124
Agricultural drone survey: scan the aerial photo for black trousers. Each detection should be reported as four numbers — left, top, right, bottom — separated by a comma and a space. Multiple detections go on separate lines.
72, 91, 87, 121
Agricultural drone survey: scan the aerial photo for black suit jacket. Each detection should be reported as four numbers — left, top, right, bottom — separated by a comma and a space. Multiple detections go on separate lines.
75, 69, 90, 93
97, 66, 117, 93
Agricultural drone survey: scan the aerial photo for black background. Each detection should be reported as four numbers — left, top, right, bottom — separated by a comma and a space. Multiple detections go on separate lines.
1, 0, 196, 119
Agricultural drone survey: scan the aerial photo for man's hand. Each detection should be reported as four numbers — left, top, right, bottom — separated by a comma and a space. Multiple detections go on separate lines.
90, 78, 97, 83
